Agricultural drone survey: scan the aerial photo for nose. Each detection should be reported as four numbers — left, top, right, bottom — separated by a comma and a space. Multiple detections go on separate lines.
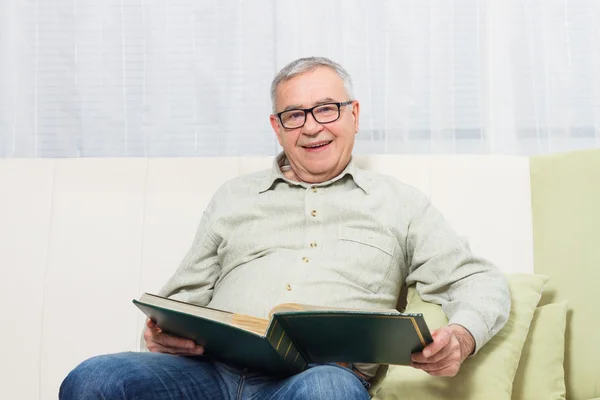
301, 111, 323, 136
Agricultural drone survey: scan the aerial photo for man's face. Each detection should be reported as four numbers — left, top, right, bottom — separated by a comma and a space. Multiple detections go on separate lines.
269, 67, 360, 183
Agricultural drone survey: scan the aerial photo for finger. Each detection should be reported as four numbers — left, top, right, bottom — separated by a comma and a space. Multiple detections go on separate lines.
425, 363, 461, 377
145, 319, 162, 335
149, 343, 204, 355
167, 346, 204, 356
152, 331, 197, 350
411, 360, 443, 372
156, 345, 203, 355
411, 340, 453, 363
422, 328, 451, 358
411, 359, 460, 375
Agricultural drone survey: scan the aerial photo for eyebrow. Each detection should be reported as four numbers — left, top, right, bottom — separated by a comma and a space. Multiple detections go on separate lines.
281, 97, 337, 112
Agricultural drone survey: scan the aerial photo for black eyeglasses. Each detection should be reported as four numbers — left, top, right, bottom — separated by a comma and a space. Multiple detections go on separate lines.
276, 101, 354, 129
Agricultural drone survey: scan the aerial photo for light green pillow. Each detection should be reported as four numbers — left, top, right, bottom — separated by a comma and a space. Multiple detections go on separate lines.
372, 273, 548, 400
512, 301, 568, 400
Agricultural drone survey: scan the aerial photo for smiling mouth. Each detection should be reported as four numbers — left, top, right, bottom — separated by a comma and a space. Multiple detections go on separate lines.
302, 140, 333, 149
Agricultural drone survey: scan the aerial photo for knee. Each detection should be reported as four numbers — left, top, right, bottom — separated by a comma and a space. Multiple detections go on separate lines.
292, 365, 369, 400
59, 352, 143, 400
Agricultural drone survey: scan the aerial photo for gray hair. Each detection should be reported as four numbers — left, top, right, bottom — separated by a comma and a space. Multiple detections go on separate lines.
270, 57, 354, 113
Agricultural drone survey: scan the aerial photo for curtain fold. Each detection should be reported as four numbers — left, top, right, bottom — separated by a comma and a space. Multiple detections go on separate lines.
1, 0, 598, 157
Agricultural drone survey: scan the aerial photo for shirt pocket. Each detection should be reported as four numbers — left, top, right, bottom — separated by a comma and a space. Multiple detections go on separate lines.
334, 226, 397, 293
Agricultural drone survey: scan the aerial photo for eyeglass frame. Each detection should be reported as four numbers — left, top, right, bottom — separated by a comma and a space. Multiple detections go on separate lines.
275, 100, 355, 129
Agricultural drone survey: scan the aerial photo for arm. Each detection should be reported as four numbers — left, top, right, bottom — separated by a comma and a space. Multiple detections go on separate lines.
140, 208, 221, 352
404, 191, 510, 375
156, 209, 221, 305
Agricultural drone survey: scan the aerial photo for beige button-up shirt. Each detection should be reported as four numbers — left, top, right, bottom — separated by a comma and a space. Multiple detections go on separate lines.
153, 153, 510, 374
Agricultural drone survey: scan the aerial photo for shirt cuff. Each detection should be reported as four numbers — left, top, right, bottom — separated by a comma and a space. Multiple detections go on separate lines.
448, 310, 490, 356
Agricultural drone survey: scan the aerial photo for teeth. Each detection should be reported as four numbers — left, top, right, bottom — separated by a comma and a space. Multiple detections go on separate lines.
306, 142, 329, 148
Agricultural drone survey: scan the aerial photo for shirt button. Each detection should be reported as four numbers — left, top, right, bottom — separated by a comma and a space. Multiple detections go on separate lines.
285, 284, 292, 291
302, 256, 309, 263
310, 242, 317, 248
311, 210, 317, 217
312, 187, 318, 193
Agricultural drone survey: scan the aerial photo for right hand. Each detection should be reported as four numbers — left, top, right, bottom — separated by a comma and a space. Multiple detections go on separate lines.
144, 318, 204, 356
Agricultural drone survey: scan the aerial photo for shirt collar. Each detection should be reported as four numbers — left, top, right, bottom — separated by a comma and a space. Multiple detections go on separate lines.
258, 151, 370, 194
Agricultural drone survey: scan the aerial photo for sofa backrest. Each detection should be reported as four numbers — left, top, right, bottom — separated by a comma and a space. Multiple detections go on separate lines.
0, 155, 534, 399
530, 149, 600, 400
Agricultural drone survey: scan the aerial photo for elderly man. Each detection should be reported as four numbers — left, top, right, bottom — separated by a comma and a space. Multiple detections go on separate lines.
60, 57, 510, 400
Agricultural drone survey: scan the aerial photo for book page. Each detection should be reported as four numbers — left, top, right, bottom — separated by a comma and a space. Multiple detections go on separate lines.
139, 293, 270, 335
230, 314, 270, 336
269, 303, 400, 319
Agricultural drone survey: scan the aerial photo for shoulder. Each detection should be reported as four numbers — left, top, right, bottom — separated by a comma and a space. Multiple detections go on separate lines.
204, 168, 270, 212
356, 168, 430, 207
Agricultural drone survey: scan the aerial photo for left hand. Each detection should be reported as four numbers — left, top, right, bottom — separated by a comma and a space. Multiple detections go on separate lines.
410, 324, 475, 377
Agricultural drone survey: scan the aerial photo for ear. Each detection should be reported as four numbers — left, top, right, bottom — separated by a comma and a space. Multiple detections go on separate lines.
351, 101, 360, 134
270, 114, 284, 146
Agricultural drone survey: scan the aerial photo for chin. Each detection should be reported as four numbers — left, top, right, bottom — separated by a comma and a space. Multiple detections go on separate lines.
307, 163, 338, 178
303, 156, 332, 167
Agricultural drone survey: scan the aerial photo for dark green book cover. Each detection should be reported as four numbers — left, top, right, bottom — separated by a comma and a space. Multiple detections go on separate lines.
133, 294, 432, 376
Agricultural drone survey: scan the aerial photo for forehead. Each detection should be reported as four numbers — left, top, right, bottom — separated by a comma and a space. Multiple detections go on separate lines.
275, 67, 346, 109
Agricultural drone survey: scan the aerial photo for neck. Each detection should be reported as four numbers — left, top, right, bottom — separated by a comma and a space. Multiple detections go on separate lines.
282, 168, 301, 182
280, 158, 350, 184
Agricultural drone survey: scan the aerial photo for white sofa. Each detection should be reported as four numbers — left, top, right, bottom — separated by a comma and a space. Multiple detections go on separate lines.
1, 153, 591, 399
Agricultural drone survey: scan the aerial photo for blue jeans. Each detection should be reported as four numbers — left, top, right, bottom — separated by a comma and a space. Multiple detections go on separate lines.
59, 352, 371, 399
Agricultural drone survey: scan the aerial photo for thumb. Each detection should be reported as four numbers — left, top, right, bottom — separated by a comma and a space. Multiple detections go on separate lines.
432, 327, 452, 346
146, 318, 158, 329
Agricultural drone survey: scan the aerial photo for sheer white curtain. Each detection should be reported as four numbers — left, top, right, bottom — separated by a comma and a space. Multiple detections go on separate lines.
0, 0, 598, 157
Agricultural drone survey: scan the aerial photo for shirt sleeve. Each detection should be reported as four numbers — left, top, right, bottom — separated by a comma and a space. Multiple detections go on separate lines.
404, 190, 511, 354
139, 207, 221, 351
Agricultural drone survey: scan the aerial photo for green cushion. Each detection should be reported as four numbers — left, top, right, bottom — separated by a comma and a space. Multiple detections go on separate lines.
512, 301, 568, 400
530, 149, 600, 400
372, 274, 548, 400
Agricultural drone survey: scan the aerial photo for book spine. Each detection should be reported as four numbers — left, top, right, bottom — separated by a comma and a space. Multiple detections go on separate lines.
266, 319, 307, 373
